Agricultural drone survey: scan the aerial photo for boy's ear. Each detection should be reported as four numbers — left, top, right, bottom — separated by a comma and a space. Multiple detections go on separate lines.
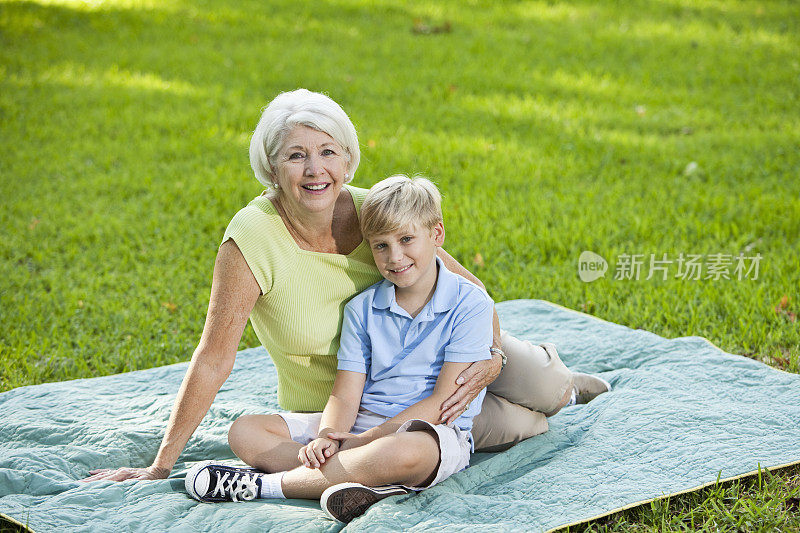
431, 222, 445, 247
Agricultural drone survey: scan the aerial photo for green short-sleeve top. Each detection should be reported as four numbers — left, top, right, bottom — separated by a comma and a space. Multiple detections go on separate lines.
221, 185, 382, 411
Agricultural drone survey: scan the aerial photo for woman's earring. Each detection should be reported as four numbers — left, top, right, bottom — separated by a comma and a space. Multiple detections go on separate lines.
344, 173, 350, 180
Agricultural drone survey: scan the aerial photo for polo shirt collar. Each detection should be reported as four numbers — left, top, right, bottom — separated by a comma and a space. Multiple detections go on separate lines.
430, 256, 459, 313
371, 256, 459, 314
372, 279, 395, 310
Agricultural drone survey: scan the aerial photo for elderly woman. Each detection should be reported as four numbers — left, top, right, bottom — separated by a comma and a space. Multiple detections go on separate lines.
84, 89, 608, 483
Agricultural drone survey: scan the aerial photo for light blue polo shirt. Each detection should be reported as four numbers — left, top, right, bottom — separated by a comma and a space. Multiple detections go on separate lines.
337, 256, 493, 434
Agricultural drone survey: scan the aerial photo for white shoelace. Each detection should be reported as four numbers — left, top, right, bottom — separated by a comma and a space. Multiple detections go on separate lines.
211, 470, 260, 502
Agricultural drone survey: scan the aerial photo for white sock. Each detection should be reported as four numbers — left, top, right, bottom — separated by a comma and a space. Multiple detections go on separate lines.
258, 472, 286, 499
566, 386, 577, 407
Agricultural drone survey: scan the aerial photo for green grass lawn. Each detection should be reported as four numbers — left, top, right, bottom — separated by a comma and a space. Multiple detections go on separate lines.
2, 0, 799, 529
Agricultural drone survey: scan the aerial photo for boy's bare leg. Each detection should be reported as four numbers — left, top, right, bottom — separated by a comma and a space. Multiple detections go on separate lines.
281, 430, 439, 499
228, 414, 304, 473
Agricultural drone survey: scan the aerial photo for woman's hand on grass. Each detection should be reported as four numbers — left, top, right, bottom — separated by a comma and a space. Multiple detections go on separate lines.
81, 465, 170, 482
439, 355, 502, 425
298, 437, 339, 468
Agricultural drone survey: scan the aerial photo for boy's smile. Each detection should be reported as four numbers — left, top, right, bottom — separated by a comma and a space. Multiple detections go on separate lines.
368, 222, 445, 297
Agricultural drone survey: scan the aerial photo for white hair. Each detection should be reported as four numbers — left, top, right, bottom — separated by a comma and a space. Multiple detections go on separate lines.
249, 89, 360, 189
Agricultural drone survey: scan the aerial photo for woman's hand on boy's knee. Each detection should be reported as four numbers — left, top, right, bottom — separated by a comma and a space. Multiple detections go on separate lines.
298, 437, 339, 468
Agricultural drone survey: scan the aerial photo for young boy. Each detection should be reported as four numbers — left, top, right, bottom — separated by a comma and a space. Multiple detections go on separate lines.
185, 175, 494, 523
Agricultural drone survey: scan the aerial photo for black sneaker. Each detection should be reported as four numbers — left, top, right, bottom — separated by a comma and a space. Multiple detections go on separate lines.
320, 482, 409, 523
185, 461, 263, 503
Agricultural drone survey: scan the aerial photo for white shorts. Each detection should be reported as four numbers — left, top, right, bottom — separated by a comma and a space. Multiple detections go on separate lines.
277, 410, 472, 490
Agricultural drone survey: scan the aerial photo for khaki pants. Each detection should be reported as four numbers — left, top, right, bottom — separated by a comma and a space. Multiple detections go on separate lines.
471, 331, 573, 452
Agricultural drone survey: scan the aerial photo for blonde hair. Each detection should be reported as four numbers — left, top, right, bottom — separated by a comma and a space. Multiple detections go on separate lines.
360, 175, 443, 238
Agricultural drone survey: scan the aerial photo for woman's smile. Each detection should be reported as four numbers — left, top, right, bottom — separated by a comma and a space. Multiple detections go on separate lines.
275, 125, 348, 213
301, 182, 332, 194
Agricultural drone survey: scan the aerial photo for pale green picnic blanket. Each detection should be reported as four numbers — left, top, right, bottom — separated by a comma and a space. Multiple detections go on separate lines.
2, 300, 799, 532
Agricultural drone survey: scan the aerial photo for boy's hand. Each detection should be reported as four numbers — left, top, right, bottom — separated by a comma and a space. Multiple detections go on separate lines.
298, 437, 339, 468
325, 431, 371, 451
